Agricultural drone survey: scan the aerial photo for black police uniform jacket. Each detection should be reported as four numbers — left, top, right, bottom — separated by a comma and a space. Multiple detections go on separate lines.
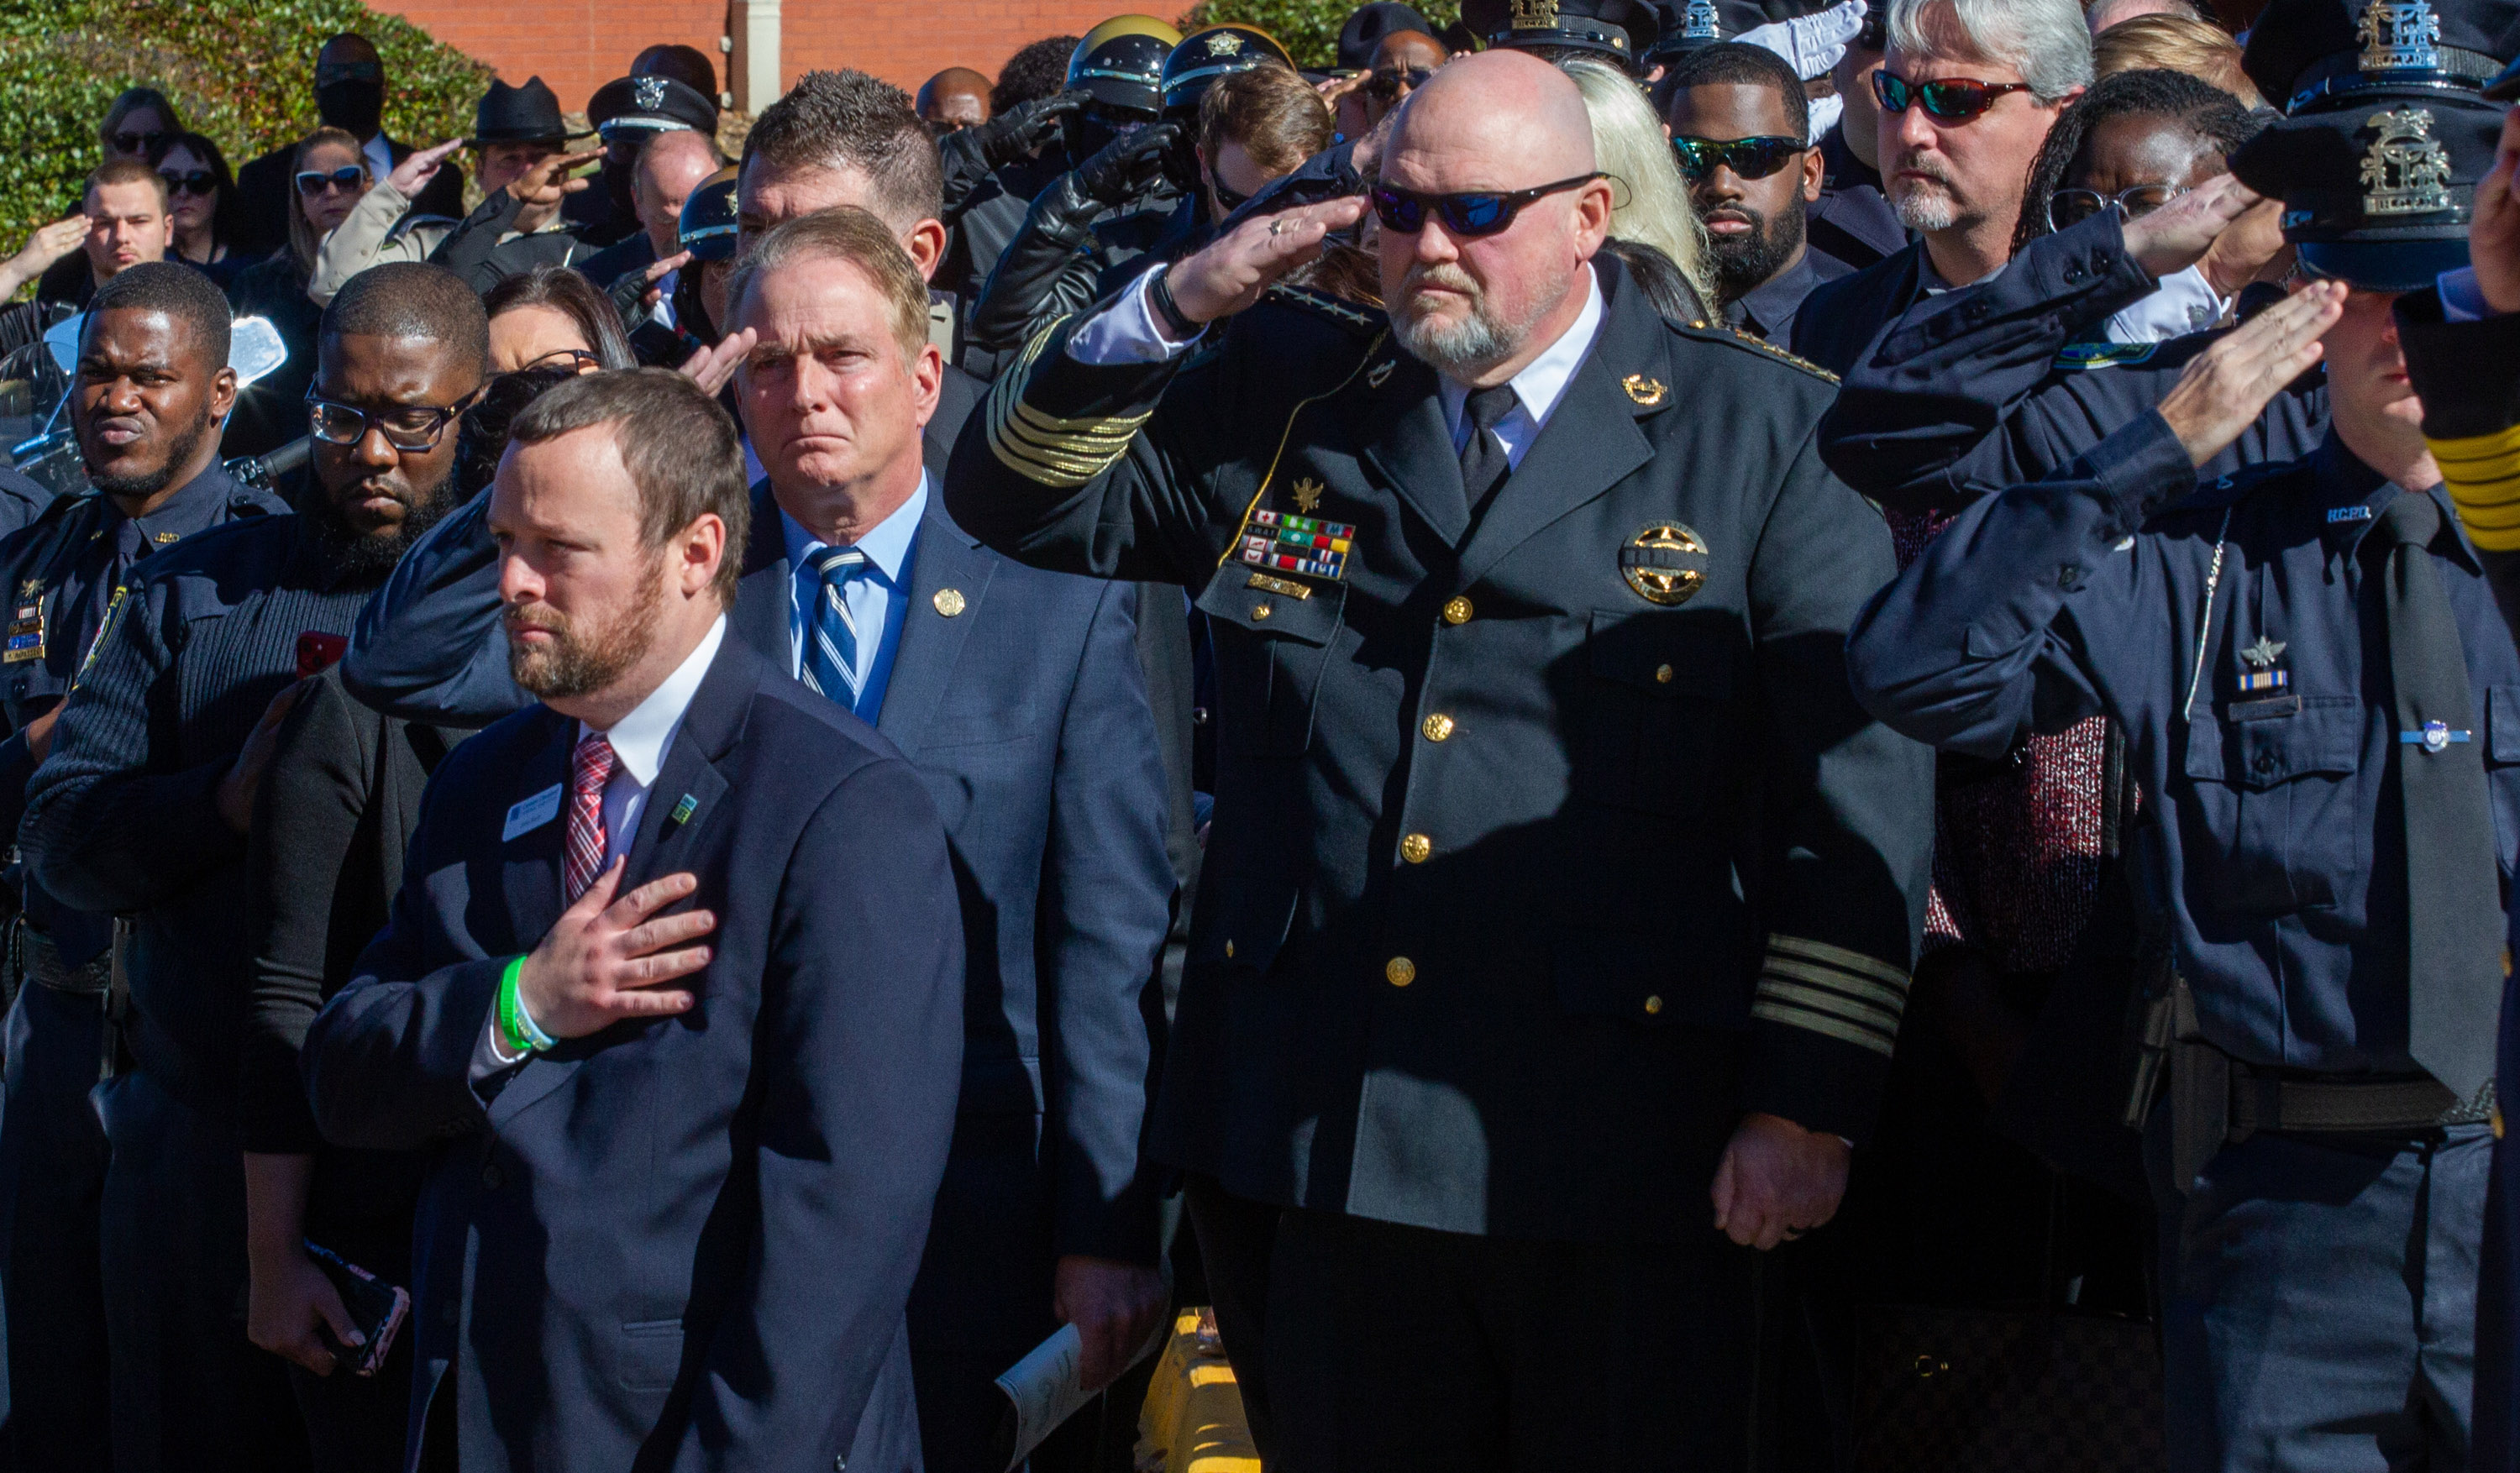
946, 255, 1933, 1241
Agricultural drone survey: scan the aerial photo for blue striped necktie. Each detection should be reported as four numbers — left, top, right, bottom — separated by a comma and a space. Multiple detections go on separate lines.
800, 545, 868, 711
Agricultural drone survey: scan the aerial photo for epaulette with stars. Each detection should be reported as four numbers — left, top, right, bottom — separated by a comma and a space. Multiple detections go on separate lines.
1674, 318, 1840, 384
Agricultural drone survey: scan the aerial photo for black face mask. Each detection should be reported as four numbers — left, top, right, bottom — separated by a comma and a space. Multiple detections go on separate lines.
317, 80, 385, 138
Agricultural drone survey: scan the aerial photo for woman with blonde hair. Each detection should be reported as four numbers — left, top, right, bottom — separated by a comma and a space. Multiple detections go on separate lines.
1561, 57, 1718, 314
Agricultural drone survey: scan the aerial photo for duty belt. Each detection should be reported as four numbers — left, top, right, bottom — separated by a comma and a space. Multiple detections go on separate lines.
2228, 1067, 2495, 1135
23, 925, 109, 996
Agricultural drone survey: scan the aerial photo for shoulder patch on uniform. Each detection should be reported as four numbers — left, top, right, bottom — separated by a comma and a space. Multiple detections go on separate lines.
2055, 339, 2160, 371
1675, 319, 1840, 383
1258, 283, 1385, 335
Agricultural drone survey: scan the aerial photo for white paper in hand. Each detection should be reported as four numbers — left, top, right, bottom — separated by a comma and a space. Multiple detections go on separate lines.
990, 1318, 1167, 1471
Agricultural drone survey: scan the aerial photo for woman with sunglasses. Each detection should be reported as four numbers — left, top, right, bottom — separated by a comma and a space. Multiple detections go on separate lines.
96, 86, 183, 165
2013, 68, 2277, 344
223, 128, 372, 459
158, 132, 244, 289
480, 265, 636, 375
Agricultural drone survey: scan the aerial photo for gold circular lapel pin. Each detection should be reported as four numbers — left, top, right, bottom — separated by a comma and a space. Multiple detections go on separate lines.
932, 588, 967, 617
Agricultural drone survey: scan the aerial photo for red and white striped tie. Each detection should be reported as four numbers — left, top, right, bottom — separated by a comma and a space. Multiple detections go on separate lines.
564, 733, 617, 902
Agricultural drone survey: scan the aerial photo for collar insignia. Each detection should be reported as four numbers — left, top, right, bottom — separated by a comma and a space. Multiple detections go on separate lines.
1291, 477, 1325, 514
1509, 0, 1559, 27
2362, 107, 2454, 216
1367, 359, 1395, 389
2241, 636, 2288, 668
2358, 0, 2443, 71
16, 579, 39, 600
633, 75, 668, 111
1682, 0, 1721, 39
1622, 373, 1667, 406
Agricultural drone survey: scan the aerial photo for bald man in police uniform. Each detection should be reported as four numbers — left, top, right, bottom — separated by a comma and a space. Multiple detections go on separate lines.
948, 50, 1929, 1470
1851, 3, 2520, 1465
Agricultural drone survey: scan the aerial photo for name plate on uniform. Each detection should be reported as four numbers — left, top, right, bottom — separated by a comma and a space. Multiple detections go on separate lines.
1237, 509, 1355, 582
503, 784, 563, 841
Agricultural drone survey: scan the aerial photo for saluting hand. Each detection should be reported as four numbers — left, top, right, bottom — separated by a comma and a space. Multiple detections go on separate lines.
1712, 1112, 1850, 1251
386, 138, 464, 199
2155, 280, 2344, 469
2120, 173, 2263, 282
516, 859, 713, 1039
510, 147, 604, 236
2472, 104, 2520, 315
1164, 194, 1373, 327
676, 325, 754, 397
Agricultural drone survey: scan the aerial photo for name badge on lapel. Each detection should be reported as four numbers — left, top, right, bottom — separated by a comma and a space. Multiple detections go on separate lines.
503, 784, 564, 842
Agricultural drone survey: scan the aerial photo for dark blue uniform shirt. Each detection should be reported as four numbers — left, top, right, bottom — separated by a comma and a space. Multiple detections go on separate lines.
0, 464, 284, 962
1848, 411, 2520, 1074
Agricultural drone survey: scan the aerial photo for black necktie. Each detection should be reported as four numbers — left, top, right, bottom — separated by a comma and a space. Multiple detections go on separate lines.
1459, 384, 1519, 522
2374, 490, 2504, 1103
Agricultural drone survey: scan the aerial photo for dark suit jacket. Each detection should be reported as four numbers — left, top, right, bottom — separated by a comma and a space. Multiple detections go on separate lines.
1790, 237, 1929, 379
305, 633, 964, 1473
341, 431, 1173, 1266
233, 134, 466, 261
948, 262, 1934, 1238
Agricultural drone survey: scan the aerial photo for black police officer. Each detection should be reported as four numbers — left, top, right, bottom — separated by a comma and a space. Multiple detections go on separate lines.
1849, 4, 2520, 1463
0, 262, 286, 1470
948, 50, 1929, 1467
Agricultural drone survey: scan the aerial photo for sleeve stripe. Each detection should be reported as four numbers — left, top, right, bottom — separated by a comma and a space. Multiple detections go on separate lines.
1756, 975, 1903, 1034
984, 315, 1149, 490
1751, 999, 1898, 1057
1761, 957, 1905, 1016
1766, 933, 1911, 991
2430, 425, 2520, 552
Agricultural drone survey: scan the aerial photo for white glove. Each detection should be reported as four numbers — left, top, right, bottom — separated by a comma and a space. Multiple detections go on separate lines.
1739, 0, 1868, 80
1803, 92, 1845, 145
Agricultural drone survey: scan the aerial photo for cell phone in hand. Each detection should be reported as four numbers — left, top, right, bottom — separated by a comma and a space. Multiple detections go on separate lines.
303, 1240, 409, 1377
296, 631, 348, 679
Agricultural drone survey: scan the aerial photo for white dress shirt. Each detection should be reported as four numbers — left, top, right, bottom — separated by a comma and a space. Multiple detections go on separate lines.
580, 614, 727, 872
1072, 259, 1608, 474
360, 133, 394, 193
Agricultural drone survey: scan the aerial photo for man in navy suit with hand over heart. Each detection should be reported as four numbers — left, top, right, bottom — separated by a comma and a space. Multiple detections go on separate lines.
305, 367, 963, 1473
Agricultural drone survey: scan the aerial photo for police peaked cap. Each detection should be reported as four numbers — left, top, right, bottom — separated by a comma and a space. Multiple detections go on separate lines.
589, 73, 720, 139
1069, 18, 1182, 114
1462, 0, 1663, 67
1644, 0, 1774, 60
1161, 26, 1296, 115
677, 165, 740, 262
2233, 92, 2507, 289
2242, 0, 2520, 113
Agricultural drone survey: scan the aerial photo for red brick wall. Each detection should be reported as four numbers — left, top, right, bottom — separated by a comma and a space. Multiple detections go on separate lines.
373, 0, 1137, 111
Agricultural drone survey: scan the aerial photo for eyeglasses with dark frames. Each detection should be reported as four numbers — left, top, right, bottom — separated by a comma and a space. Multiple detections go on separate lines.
304, 388, 482, 453
518, 348, 602, 375
1870, 71, 2034, 123
2045, 182, 2188, 233
1671, 135, 1806, 182
109, 130, 172, 158
159, 170, 217, 197
1210, 177, 1253, 213
294, 165, 366, 197
1369, 173, 1604, 239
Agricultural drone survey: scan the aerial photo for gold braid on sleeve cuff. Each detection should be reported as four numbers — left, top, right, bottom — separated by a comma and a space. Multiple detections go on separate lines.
2431, 422, 2520, 552
985, 317, 1152, 490
1750, 935, 1910, 1058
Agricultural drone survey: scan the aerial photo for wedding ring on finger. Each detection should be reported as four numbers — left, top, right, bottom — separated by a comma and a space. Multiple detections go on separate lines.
1269, 218, 1284, 237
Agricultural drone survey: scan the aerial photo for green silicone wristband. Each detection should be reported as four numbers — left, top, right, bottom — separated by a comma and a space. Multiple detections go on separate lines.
496, 956, 554, 1056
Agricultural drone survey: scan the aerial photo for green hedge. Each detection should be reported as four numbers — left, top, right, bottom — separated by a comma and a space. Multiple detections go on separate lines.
0, 0, 487, 263
1181, 0, 1464, 69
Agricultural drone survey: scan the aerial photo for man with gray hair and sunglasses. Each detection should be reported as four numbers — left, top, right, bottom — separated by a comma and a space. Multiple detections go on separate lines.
949, 46, 1930, 1468
1793, 0, 2092, 374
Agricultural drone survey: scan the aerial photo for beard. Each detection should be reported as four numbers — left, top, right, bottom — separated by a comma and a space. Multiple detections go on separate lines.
1888, 157, 1966, 233
504, 559, 666, 701
1390, 262, 1551, 380
308, 468, 456, 580
1708, 201, 1807, 302
85, 411, 211, 501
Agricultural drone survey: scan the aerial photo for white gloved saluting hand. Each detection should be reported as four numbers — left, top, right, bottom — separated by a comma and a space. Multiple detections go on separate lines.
1738, 0, 1868, 80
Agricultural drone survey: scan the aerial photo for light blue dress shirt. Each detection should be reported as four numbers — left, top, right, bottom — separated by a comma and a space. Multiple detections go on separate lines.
781, 474, 926, 722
